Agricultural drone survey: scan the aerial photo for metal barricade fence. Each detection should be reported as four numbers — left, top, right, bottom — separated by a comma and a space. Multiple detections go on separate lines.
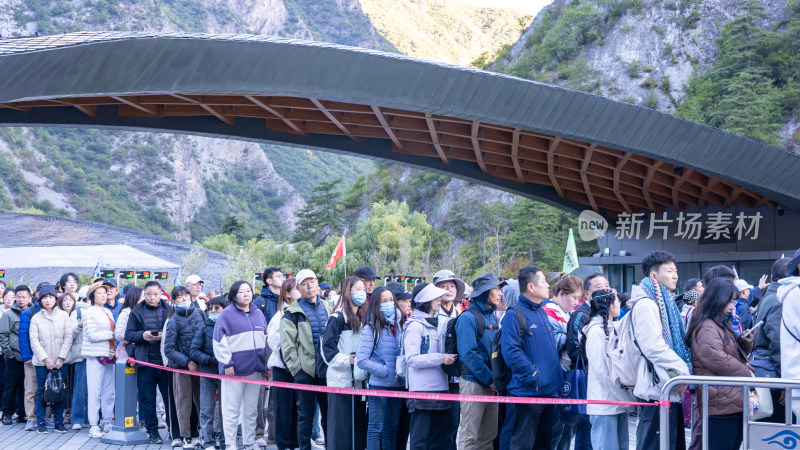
659, 375, 800, 450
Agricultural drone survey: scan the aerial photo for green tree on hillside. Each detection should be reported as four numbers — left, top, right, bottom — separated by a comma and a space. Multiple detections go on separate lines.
293, 178, 345, 244
677, 0, 800, 145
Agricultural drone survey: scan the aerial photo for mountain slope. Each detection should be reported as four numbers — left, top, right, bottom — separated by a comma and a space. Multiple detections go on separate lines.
359, 0, 529, 64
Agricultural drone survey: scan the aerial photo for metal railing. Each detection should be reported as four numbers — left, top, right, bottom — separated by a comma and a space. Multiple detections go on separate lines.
659, 375, 800, 450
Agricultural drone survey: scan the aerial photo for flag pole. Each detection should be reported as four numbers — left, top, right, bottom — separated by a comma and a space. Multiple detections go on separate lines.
343, 233, 347, 278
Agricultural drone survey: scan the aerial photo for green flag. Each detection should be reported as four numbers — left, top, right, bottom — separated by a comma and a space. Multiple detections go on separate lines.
563, 228, 580, 274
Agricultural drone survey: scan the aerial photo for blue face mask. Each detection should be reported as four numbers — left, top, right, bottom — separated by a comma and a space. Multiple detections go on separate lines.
175, 301, 191, 310
208, 313, 220, 322
380, 303, 395, 318
352, 290, 367, 306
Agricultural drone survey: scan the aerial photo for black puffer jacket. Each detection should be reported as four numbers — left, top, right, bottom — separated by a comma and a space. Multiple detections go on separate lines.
125, 300, 171, 364
164, 304, 204, 369
190, 316, 217, 374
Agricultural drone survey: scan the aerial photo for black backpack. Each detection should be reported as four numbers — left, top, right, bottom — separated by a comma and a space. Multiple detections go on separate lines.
490, 306, 531, 395
442, 307, 493, 377
43, 369, 67, 404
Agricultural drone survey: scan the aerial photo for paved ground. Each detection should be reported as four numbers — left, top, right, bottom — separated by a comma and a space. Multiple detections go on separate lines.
0, 421, 320, 450
0, 415, 692, 449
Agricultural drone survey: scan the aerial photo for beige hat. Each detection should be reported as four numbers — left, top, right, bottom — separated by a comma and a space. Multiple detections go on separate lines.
295, 269, 317, 286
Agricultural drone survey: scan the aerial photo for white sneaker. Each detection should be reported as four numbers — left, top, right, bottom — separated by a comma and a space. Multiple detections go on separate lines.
191, 437, 204, 446
88, 425, 103, 438
204, 446, 216, 450
71, 423, 82, 430
255, 437, 268, 447
158, 417, 167, 429
314, 437, 325, 445
103, 422, 112, 433
172, 438, 183, 447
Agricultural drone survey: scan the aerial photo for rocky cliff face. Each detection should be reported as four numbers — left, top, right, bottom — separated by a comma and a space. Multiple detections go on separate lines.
503, 0, 787, 109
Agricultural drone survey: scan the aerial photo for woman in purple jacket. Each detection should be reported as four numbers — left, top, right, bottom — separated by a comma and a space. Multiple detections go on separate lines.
213, 280, 268, 450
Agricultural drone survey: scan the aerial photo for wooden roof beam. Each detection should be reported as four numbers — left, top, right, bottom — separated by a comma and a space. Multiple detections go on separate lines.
613, 153, 632, 214
171, 94, 234, 126
724, 185, 745, 208
547, 137, 564, 198
698, 178, 717, 209
245, 95, 305, 135
510, 128, 524, 181
111, 96, 158, 115
424, 113, 449, 165
73, 104, 97, 117
671, 168, 694, 210
580, 144, 598, 212
0, 103, 32, 112
310, 98, 358, 141
642, 161, 664, 212
371, 106, 404, 151
471, 121, 488, 174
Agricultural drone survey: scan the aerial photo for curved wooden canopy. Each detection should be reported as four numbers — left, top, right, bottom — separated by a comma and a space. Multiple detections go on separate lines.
0, 32, 797, 217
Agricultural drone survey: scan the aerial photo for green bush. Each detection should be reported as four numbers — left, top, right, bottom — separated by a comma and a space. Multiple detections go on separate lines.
629, 59, 642, 78
682, 8, 701, 29
646, 90, 658, 109
641, 78, 659, 88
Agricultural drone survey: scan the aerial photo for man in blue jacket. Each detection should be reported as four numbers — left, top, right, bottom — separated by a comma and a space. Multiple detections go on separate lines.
18, 284, 41, 431
500, 266, 563, 450
456, 272, 503, 449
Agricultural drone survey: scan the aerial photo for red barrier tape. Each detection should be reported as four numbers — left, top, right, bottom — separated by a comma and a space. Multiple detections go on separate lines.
128, 358, 668, 408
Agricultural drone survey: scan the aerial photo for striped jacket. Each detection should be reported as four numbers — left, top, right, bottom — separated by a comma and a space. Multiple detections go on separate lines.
212, 301, 268, 377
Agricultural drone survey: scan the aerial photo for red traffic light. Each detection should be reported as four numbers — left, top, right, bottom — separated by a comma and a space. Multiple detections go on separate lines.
136, 271, 151, 279
155, 272, 169, 280
121, 271, 134, 279
0, 269, 5, 278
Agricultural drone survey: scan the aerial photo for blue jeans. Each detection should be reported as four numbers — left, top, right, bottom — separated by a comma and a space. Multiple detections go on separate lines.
199, 376, 222, 447
35, 365, 68, 426
366, 386, 403, 450
590, 413, 628, 450
70, 360, 88, 425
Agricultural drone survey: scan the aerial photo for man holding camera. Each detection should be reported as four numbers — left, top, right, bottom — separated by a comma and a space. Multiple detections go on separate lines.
125, 281, 177, 444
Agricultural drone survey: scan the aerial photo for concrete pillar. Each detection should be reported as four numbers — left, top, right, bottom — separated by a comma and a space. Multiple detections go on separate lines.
101, 360, 149, 445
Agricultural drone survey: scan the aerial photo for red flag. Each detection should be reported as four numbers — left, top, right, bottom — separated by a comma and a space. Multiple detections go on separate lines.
326, 235, 346, 270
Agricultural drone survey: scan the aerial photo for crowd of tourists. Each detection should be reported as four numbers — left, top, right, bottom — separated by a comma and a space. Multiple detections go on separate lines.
0, 249, 799, 450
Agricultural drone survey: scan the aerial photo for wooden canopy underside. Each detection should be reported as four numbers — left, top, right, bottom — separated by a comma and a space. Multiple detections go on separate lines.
0, 94, 776, 216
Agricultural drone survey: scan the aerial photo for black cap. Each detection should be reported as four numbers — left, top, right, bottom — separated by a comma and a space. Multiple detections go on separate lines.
354, 266, 379, 280
102, 278, 118, 288
38, 285, 58, 301
36, 282, 52, 292
386, 281, 412, 300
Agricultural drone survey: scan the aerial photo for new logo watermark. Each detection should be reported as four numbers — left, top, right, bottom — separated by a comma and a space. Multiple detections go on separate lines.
576, 210, 763, 242
578, 210, 608, 242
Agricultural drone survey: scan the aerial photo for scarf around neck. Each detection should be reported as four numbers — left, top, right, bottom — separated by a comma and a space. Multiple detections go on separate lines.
640, 276, 692, 370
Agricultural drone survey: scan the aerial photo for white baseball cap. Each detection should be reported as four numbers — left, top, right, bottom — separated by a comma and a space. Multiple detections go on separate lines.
295, 269, 317, 286
186, 274, 203, 285
734, 279, 753, 291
